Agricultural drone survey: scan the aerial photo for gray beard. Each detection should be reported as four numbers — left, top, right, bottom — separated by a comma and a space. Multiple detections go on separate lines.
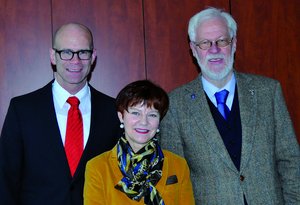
196, 50, 235, 81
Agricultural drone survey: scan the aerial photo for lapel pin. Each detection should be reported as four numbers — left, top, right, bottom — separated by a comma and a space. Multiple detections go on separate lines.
249, 89, 254, 95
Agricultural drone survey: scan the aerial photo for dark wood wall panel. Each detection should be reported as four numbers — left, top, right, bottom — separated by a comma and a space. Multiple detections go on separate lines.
144, 0, 229, 92
1, 0, 299, 141
0, 0, 53, 129
231, 0, 300, 140
52, 0, 145, 98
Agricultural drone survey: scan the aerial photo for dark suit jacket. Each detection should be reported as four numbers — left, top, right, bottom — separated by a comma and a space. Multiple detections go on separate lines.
160, 72, 300, 204
0, 81, 121, 205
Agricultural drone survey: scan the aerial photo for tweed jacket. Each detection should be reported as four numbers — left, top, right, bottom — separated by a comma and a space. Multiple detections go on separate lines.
160, 72, 300, 205
0, 81, 121, 205
84, 145, 195, 205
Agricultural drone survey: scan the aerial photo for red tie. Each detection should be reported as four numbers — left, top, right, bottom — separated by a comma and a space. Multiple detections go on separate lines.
65, 96, 83, 177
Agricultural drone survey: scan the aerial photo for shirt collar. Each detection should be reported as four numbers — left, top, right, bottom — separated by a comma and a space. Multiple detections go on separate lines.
52, 80, 89, 109
201, 73, 236, 108
202, 74, 235, 97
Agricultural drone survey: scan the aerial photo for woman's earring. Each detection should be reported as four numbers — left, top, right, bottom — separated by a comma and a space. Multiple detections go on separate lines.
120, 123, 124, 129
156, 128, 160, 133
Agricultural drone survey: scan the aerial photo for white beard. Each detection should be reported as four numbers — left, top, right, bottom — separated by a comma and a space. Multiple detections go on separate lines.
196, 48, 235, 81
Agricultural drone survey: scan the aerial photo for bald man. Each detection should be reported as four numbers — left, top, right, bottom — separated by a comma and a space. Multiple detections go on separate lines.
0, 23, 121, 205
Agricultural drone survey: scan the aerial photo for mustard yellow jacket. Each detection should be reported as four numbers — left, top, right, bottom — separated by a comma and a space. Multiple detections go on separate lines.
84, 145, 195, 205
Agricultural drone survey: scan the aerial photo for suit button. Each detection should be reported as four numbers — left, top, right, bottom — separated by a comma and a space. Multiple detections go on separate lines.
240, 175, 245, 181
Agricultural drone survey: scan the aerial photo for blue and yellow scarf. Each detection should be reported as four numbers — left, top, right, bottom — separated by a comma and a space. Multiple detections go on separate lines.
115, 136, 165, 205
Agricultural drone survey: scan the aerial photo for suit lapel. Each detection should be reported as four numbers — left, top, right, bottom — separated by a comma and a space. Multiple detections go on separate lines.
185, 73, 258, 172
156, 154, 169, 196
35, 82, 72, 177
184, 78, 237, 172
74, 85, 119, 179
235, 73, 257, 172
109, 146, 123, 184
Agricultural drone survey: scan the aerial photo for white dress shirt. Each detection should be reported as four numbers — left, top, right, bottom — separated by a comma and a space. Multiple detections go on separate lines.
52, 80, 91, 148
201, 74, 236, 110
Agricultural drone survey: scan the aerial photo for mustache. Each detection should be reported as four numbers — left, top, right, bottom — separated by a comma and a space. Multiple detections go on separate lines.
205, 54, 225, 60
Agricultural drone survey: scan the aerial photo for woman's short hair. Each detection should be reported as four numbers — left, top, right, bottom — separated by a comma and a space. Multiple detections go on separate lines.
116, 80, 169, 120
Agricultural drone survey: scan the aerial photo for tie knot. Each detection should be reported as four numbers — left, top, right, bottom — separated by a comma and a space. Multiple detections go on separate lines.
67, 96, 80, 107
215, 89, 229, 104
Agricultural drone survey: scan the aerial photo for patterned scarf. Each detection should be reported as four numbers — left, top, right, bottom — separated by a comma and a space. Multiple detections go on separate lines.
115, 136, 165, 205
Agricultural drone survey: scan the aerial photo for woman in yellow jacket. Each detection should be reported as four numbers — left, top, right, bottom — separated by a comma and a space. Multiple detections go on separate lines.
84, 80, 195, 205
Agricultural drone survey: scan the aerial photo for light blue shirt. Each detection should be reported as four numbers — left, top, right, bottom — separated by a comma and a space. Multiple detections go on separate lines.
52, 80, 91, 148
201, 74, 236, 110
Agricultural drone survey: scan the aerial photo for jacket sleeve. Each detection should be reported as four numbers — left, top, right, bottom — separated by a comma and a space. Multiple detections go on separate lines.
273, 82, 300, 203
0, 100, 22, 204
160, 96, 185, 157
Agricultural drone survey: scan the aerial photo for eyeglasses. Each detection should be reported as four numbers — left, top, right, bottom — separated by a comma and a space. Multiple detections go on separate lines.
193, 38, 233, 50
53, 49, 93, 60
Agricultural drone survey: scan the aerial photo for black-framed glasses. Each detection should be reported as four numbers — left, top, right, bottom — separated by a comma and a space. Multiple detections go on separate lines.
53, 49, 93, 60
193, 38, 233, 50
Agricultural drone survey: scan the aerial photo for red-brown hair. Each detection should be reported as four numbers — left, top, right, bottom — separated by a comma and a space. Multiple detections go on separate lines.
116, 80, 169, 120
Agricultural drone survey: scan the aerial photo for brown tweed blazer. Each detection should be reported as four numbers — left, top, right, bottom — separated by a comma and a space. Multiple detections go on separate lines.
160, 72, 300, 205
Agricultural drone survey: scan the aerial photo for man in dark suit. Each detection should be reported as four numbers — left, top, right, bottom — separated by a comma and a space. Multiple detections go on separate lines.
0, 23, 121, 205
160, 7, 300, 204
